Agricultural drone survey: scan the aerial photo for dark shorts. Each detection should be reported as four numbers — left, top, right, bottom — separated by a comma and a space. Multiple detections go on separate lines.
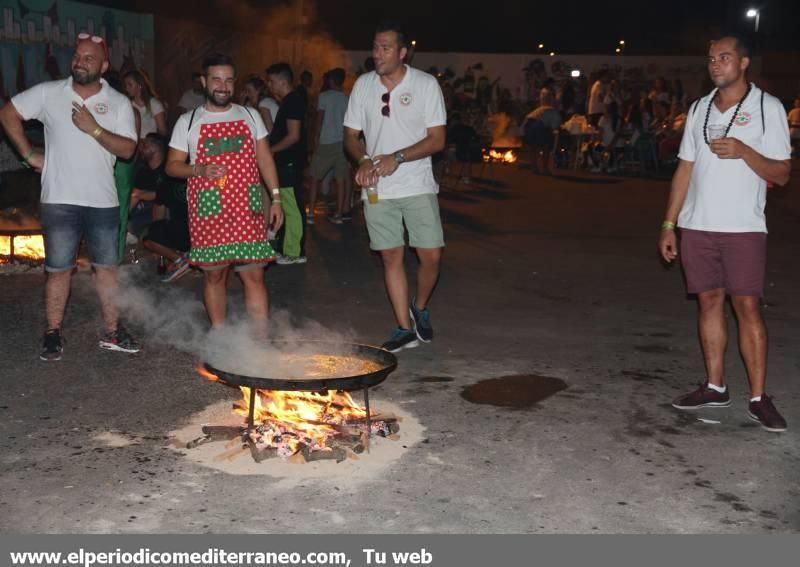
680, 229, 766, 297
40, 203, 119, 272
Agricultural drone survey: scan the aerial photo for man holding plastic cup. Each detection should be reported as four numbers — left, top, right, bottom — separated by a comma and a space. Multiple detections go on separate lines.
658, 35, 791, 431
344, 20, 447, 353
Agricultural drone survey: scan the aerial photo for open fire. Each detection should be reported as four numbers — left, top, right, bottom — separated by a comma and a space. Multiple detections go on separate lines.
192, 364, 400, 463
483, 149, 518, 164
0, 234, 45, 263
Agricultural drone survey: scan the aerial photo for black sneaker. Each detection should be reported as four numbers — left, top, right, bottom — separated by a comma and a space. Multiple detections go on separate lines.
672, 383, 731, 409
99, 325, 141, 353
39, 329, 64, 361
409, 298, 433, 343
381, 327, 419, 353
748, 395, 787, 432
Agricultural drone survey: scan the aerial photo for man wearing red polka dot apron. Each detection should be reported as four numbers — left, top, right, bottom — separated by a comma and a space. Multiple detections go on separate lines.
167, 54, 284, 335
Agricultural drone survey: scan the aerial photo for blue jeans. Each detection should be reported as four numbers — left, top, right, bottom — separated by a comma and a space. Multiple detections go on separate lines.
40, 204, 120, 272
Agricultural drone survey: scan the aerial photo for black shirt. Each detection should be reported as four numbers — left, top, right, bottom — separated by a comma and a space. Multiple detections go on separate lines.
269, 90, 307, 170
134, 161, 188, 226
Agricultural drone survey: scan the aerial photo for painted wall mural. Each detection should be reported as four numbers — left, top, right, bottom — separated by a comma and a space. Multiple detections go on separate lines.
0, 0, 153, 97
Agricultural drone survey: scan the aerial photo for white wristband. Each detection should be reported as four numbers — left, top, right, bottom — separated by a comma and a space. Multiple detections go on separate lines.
271, 188, 280, 195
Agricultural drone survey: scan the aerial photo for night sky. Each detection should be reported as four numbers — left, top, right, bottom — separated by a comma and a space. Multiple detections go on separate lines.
86, 0, 800, 55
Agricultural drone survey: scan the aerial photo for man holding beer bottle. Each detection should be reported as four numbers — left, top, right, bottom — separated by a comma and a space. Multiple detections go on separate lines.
344, 20, 447, 353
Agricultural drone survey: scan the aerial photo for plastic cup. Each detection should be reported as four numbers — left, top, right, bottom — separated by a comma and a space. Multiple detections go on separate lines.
708, 124, 726, 140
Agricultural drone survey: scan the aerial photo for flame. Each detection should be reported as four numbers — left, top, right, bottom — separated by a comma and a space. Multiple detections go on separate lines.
197, 364, 221, 382
483, 149, 518, 163
235, 388, 368, 454
0, 235, 46, 262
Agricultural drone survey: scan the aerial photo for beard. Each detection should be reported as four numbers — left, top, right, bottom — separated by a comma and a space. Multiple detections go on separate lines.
71, 67, 101, 85
206, 89, 233, 108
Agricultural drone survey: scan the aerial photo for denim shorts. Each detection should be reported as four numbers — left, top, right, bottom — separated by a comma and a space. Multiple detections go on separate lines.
40, 204, 120, 272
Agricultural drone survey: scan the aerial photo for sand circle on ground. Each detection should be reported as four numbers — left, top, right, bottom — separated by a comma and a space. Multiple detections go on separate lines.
168, 399, 424, 487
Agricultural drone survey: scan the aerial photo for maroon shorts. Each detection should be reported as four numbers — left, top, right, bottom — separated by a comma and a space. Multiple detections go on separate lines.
679, 229, 766, 297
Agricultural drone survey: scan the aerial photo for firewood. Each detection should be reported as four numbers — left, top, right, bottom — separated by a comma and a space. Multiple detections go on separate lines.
302, 446, 346, 463
246, 438, 278, 462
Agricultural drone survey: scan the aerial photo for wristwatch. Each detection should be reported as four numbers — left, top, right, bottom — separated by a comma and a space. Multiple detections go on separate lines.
393, 150, 407, 164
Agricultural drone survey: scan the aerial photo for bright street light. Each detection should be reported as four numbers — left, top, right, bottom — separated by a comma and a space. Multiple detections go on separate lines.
619, 40, 625, 45
538, 43, 544, 49
615, 48, 621, 54
549, 51, 555, 57
570, 70, 581, 78
746, 8, 760, 32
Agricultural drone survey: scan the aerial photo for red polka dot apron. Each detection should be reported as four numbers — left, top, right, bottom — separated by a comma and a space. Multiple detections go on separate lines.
187, 119, 277, 266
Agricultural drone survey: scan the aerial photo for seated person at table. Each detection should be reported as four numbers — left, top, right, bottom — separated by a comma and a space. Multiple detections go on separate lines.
522, 91, 562, 174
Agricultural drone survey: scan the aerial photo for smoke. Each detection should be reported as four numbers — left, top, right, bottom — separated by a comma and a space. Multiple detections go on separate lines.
113, 266, 361, 380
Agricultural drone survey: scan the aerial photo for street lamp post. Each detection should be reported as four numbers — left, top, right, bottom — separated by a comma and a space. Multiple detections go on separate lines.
746, 8, 760, 33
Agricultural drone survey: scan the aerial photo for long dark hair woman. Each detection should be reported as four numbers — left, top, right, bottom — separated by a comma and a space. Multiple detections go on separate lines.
123, 69, 167, 137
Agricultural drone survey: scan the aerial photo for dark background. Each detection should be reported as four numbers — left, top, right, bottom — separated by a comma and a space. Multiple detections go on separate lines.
84, 0, 800, 55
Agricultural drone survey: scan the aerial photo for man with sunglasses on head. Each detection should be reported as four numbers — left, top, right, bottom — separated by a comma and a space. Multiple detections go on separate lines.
659, 35, 791, 432
0, 33, 140, 360
344, 21, 447, 353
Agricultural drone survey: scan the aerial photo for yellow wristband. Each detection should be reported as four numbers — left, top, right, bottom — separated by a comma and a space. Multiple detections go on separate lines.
661, 221, 676, 230
91, 126, 103, 139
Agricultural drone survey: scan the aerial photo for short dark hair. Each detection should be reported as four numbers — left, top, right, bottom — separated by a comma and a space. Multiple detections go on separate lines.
144, 132, 167, 154
713, 34, 751, 58
328, 67, 345, 87
202, 53, 236, 76
375, 20, 408, 50
266, 62, 293, 84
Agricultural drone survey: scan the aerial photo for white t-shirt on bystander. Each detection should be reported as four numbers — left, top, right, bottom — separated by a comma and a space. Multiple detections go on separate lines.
169, 104, 267, 164
178, 89, 205, 111
258, 97, 279, 127
133, 98, 165, 137
343, 65, 447, 199
11, 77, 137, 207
677, 84, 791, 233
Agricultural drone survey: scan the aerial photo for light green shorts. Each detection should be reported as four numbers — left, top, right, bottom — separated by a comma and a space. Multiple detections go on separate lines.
364, 193, 445, 251
309, 142, 350, 181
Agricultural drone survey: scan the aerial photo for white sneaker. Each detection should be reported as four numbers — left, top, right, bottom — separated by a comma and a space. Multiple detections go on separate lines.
276, 255, 307, 265
125, 232, 138, 245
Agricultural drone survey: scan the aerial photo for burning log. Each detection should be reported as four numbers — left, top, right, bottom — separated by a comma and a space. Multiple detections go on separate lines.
246, 437, 278, 462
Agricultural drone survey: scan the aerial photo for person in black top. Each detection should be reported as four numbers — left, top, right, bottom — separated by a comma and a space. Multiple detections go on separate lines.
267, 62, 308, 264
131, 134, 190, 272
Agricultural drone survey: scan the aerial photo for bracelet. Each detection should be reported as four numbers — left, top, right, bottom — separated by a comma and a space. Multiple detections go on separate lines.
661, 221, 676, 230
271, 199, 282, 204
91, 126, 103, 139
271, 188, 280, 195
22, 149, 33, 162
358, 154, 371, 165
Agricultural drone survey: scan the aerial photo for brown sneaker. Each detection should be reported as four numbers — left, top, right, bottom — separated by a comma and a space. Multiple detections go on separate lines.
748, 395, 787, 432
672, 383, 731, 410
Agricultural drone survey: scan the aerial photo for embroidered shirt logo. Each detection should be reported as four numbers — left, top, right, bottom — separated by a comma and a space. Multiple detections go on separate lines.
94, 102, 108, 114
399, 93, 412, 106
734, 111, 751, 126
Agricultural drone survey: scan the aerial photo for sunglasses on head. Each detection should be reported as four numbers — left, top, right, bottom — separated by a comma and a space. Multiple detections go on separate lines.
381, 92, 390, 117
77, 32, 105, 44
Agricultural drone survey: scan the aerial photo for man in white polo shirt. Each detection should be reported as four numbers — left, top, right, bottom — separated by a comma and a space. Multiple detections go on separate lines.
0, 33, 139, 361
658, 35, 791, 432
344, 21, 446, 353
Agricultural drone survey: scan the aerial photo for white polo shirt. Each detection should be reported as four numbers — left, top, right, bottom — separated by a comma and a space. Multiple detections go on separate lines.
169, 104, 267, 165
344, 66, 446, 199
677, 84, 791, 233
11, 77, 137, 208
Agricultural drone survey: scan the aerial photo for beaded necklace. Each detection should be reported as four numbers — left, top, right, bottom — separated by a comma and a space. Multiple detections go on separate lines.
703, 82, 752, 144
